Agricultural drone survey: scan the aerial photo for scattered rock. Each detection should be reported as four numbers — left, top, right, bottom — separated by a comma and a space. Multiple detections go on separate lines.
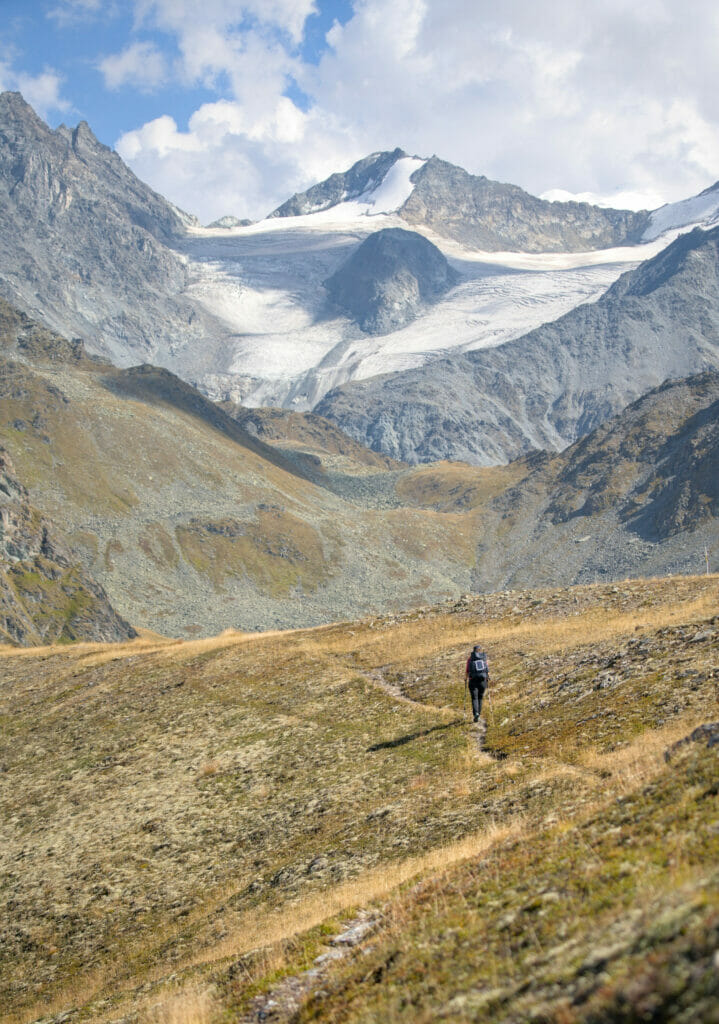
665, 722, 719, 761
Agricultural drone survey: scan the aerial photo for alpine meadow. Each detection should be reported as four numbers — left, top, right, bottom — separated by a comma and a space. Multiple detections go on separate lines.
1, 4, 719, 1021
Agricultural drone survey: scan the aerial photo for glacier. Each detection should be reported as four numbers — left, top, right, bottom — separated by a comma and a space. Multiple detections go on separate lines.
178, 162, 719, 411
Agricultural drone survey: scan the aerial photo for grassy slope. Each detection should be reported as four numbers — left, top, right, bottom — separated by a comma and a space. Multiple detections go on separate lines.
0, 575, 717, 1023
0, 350, 481, 635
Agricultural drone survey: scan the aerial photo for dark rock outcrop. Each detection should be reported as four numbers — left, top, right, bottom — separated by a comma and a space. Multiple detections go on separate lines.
0, 447, 136, 646
324, 228, 458, 334
316, 226, 719, 464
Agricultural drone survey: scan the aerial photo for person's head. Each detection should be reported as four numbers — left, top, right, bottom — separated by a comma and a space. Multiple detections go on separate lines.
473, 644, 481, 653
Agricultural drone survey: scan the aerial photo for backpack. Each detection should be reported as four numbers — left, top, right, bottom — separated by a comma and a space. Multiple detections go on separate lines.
468, 651, 488, 683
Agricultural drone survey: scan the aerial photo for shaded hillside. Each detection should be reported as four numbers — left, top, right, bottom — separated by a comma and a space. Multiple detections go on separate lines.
0, 447, 135, 646
390, 371, 719, 591
1, 575, 716, 1023
0, 299, 476, 635
0, 91, 229, 372
316, 226, 719, 464
221, 405, 394, 465
469, 370, 719, 589
545, 370, 719, 539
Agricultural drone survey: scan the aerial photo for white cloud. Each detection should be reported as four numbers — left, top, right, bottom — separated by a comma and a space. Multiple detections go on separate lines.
98, 41, 168, 91
48, 0, 105, 25
134, 0, 317, 46
0, 63, 71, 117
117, 98, 352, 221
114, 0, 719, 223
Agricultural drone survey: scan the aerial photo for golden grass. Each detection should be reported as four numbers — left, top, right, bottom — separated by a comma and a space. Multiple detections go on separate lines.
13, 819, 521, 1024
142, 984, 218, 1024
3, 574, 717, 1024
173, 820, 525, 973
576, 715, 706, 794
308, 588, 717, 678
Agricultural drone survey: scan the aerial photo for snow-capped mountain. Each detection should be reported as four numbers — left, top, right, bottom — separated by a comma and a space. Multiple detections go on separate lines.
2, 91, 719, 464
642, 181, 719, 240
268, 148, 649, 252
181, 151, 719, 412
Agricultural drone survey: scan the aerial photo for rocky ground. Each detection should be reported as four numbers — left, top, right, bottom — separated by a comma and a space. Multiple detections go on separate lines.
0, 573, 717, 1023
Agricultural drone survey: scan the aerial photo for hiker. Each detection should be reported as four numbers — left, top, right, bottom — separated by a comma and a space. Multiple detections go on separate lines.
465, 645, 489, 722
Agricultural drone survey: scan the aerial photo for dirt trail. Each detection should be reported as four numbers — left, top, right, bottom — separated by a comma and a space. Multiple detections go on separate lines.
365, 667, 491, 753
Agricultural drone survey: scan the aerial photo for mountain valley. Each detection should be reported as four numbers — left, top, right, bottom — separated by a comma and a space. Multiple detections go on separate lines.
1, 81, 719, 1024
1, 293, 717, 640
4, 91, 719, 441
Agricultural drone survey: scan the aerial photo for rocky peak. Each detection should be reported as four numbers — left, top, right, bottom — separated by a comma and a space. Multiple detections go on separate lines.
399, 156, 650, 252
0, 91, 229, 368
269, 148, 408, 218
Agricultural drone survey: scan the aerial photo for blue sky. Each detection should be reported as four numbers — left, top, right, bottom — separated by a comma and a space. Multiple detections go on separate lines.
0, 0, 353, 142
1, 1, 718, 222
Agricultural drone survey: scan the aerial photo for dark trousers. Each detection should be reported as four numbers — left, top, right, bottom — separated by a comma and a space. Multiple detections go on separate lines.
469, 681, 486, 718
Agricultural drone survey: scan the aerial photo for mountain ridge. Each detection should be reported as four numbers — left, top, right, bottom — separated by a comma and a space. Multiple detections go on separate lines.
0, 90, 231, 373
316, 224, 719, 464
268, 147, 650, 252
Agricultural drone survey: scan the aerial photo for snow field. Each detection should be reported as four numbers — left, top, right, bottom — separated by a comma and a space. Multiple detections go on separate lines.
181, 174, 719, 410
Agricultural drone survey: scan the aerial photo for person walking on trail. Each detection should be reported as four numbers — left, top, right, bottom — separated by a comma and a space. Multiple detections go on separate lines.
465, 645, 489, 722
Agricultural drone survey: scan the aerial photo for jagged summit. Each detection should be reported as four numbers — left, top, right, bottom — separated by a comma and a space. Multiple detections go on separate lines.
269, 148, 410, 218
0, 89, 225, 369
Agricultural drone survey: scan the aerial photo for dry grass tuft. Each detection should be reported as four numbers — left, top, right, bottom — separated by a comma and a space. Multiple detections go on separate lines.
143, 985, 218, 1024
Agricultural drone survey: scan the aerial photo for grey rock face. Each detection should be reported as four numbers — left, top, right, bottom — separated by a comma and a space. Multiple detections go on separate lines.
316, 226, 719, 464
269, 149, 407, 218
0, 91, 226, 371
324, 228, 458, 334
400, 157, 650, 253
269, 147, 649, 252
206, 215, 253, 228
468, 371, 719, 591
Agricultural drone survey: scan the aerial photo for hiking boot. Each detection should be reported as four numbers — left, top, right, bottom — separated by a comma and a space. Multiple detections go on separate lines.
473, 714, 479, 723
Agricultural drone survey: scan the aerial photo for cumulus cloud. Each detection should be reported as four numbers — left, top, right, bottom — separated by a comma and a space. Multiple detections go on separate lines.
0, 63, 71, 117
98, 41, 168, 91
117, 99, 354, 220
113, 0, 719, 222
